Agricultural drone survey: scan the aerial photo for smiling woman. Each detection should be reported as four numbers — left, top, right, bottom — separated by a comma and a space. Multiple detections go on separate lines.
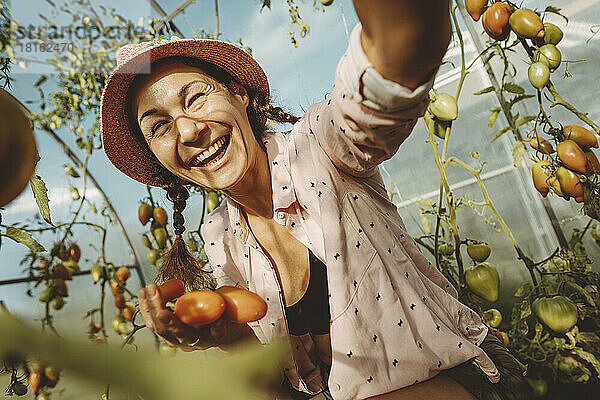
99, 1, 531, 399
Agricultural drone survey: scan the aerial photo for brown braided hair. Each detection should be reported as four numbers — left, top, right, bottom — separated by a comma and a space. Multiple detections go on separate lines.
154, 184, 209, 290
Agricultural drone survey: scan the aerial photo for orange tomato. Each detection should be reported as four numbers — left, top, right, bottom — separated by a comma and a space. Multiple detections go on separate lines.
563, 125, 598, 150
532, 160, 554, 197
158, 279, 186, 304
174, 290, 226, 328
116, 266, 130, 282
466, 0, 488, 22
482, 3, 511, 41
557, 140, 588, 173
529, 137, 555, 154
216, 286, 268, 323
556, 167, 584, 202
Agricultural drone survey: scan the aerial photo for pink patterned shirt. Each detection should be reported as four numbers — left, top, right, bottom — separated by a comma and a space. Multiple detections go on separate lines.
201, 23, 499, 400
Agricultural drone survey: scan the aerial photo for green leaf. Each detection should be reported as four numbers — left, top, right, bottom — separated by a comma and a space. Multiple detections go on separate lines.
503, 82, 525, 95
571, 348, 600, 378
519, 298, 532, 320
4, 227, 45, 253
545, 6, 568, 23
474, 86, 494, 95
514, 283, 532, 297
515, 115, 537, 128
491, 126, 511, 142
488, 107, 501, 130
507, 94, 535, 109
30, 174, 52, 224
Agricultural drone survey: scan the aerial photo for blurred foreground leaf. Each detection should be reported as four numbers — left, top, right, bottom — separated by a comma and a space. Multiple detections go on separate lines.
3, 226, 45, 252
0, 311, 284, 399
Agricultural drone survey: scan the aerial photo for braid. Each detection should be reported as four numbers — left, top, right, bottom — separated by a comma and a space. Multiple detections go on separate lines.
166, 185, 189, 236
155, 183, 210, 291
262, 104, 300, 125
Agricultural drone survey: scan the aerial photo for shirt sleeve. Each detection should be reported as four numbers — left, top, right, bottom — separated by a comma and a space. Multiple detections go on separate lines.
307, 22, 438, 178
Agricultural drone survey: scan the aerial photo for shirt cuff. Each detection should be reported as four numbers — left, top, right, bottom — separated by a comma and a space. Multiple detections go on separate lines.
337, 23, 437, 114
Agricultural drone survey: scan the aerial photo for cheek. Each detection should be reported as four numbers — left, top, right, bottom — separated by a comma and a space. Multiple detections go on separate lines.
149, 140, 178, 167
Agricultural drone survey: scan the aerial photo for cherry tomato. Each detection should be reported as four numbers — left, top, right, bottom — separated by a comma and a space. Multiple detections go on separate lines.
429, 93, 458, 121
174, 290, 226, 328
466, 0, 488, 22
467, 243, 491, 262
535, 44, 561, 71
465, 262, 499, 302
557, 140, 588, 173
52, 264, 72, 281
556, 167, 584, 202
562, 125, 598, 150
529, 137, 555, 154
121, 302, 136, 321
138, 203, 152, 226
216, 286, 268, 323
114, 294, 126, 309
532, 160, 554, 197
543, 22, 563, 45
482, 3, 511, 41
153, 206, 168, 227
116, 266, 130, 282
528, 62, 550, 90
68, 243, 81, 262
158, 279, 186, 304
509, 8, 544, 39
482, 308, 502, 327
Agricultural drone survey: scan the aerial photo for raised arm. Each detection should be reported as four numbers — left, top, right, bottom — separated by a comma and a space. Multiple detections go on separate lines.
353, 0, 452, 90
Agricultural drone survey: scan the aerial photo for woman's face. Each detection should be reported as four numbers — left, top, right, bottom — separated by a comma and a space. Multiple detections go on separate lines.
132, 60, 261, 190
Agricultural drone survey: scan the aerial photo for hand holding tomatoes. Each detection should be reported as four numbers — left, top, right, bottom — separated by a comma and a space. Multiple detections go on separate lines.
138, 283, 218, 351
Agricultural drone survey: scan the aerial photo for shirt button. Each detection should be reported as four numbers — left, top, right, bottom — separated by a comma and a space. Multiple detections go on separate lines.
277, 211, 286, 220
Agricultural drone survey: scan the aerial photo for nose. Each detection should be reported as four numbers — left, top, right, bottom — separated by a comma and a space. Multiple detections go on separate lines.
175, 116, 207, 144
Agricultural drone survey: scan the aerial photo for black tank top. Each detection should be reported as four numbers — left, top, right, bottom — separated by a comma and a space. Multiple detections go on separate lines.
284, 249, 331, 336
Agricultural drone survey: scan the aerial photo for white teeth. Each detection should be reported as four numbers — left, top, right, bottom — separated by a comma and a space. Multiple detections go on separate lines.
190, 136, 228, 167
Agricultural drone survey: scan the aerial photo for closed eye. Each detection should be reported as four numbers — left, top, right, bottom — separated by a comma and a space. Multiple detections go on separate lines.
188, 92, 205, 107
151, 120, 169, 135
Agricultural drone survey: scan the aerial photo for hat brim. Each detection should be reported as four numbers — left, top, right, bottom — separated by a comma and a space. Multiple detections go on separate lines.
100, 39, 269, 187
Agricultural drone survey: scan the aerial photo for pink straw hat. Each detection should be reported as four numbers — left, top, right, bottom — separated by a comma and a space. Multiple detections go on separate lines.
100, 36, 270, 187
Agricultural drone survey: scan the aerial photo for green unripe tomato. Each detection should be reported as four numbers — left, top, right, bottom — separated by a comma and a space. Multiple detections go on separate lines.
141, 233, 153, 249
429, 93, 458, 121
528, 62, 550, 90
482, 308, 502, 327
467, 243, 491, 262
535, 44, 561, 70
465, 262, 499, 302
321, 0, 334, 5
532, 295, 578, 333
147, 249, 159, 265
38, 287, 53, 303
423, 109, 451, 139
91, 264, 104, 282
543, 22, 563, 45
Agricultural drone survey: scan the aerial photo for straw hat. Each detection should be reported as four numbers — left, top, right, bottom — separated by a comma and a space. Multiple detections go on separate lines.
100, 36, 270, 187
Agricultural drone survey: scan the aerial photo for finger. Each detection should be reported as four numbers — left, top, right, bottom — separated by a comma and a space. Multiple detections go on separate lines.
146, 283, 166, 328
137, 287, 155, 332
158, 310, 202, 345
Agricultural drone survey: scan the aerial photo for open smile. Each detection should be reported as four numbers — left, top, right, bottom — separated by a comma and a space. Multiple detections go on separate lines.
188, 134, 231, 168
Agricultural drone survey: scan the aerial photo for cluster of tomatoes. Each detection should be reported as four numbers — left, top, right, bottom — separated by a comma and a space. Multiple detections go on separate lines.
466, 1, 564, 91
108, 267, 136, 337
27, 361, 62, 400
36, 243, 83, 310
531, 125, 599, 203
138, 202, 169, 268
158, 279, 267, 330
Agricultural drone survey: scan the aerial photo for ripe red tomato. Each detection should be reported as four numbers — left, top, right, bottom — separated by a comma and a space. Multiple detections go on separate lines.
216, 286, 268, 323
68, 243, 81, 262
158, 279, 186, 304
174, 290, 226, 328
557, 140, 588, 173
